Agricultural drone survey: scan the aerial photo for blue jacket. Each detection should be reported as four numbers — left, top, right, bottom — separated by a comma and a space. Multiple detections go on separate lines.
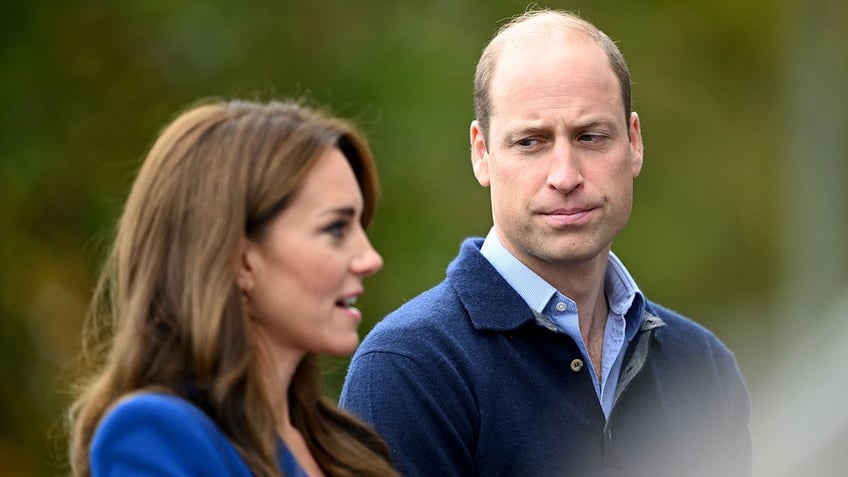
90, 392, 307, 476
341, 238, 751, 477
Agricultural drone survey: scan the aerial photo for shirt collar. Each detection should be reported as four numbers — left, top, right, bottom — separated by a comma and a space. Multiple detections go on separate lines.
480, 227, 645, 339
605, 251, 644, 341
480, 228, 555, 313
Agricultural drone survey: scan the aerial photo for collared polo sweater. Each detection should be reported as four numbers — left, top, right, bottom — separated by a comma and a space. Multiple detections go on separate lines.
341, 238, 751, 477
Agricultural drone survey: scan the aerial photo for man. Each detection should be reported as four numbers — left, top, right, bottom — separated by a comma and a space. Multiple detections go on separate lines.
341, 9, 751, 477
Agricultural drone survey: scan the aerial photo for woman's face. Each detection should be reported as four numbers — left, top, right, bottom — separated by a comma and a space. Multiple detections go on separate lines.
240, 147, 383, 363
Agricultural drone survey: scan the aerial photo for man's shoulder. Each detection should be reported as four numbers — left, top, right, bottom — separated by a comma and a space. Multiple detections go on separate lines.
648, 301, 720, 338
359, 280, 466, 347
354, 245, 510, 360
645, 300, 739, 362
388, 280, 462, 320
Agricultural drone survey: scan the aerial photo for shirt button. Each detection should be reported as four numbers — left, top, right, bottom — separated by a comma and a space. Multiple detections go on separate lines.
556, 302, 567, 312
570, 359, 584, 372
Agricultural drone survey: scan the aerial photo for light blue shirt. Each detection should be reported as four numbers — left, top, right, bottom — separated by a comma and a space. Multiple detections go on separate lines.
480, 228, 643, 418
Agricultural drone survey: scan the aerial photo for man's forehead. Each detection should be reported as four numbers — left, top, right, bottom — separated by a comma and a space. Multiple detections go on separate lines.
490, 42, 618, 104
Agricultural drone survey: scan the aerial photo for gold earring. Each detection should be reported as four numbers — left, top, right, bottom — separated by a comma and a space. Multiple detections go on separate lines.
239, 281, 252, 302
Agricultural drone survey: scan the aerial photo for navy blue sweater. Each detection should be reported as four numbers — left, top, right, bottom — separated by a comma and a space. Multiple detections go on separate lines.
341, 238, 751, 477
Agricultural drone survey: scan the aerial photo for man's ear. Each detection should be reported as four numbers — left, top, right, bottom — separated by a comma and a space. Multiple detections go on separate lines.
470, 120, 491, 187
629, 112, 644, 177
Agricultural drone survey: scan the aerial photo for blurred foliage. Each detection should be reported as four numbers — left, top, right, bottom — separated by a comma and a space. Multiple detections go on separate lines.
1, 0, 845, 476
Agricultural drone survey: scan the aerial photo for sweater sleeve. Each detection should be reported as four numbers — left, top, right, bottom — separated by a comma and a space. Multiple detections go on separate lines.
717, 348, 753, 477
340, 347, 477, 477
90, 393, 252, 477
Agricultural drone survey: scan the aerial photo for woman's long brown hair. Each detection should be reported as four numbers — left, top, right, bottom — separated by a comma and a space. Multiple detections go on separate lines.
67, 100, 398, 477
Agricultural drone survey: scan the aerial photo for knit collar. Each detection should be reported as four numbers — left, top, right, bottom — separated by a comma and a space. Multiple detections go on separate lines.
447, 238, 545, 331
447, 237, 655, 335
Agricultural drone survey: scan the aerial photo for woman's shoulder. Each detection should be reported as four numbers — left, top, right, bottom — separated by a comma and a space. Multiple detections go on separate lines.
90, 391, 252, 476
102, 391, 210, 425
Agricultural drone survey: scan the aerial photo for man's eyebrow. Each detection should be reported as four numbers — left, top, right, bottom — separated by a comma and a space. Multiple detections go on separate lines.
572, 118, 617, 130
502, 124, 550, 143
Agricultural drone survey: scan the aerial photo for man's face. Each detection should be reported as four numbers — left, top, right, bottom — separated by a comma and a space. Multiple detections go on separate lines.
470, 34, 643, 282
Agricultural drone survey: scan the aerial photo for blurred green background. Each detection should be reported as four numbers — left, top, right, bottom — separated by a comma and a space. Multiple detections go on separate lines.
1, 1, 846, 476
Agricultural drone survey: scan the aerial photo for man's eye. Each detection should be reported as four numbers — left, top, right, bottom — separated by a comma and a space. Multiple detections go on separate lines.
578, 133, 607, 144
516, 138, 539, 148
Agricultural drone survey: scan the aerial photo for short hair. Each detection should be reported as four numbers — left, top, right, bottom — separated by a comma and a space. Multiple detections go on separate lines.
473, 9, 632, 143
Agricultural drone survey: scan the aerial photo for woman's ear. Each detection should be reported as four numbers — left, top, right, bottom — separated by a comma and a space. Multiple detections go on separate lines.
236, 237, 255, 293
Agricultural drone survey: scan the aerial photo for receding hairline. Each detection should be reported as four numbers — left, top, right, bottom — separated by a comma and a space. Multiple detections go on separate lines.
474, 9, 632, 142
487, 19, 611, 94
489, 10, 602, 52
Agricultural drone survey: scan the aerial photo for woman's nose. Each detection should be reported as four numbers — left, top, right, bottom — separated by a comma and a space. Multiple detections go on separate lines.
352, 234, 383, 277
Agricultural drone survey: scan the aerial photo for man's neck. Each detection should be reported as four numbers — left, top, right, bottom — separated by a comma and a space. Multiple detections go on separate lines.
545, 254, 610, 375
578, 289, 609, 377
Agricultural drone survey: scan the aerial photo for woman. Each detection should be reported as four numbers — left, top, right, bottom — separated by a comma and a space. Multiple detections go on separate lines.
67, 99, 399, 477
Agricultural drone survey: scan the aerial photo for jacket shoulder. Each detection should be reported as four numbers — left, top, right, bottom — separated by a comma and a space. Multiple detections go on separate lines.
91, 392, 251, 476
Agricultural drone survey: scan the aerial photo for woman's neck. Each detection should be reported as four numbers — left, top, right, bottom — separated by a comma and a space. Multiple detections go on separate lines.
252, 335, 324, 475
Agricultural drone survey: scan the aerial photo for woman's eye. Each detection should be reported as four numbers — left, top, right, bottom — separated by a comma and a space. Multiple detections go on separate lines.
325, 220, 347, 238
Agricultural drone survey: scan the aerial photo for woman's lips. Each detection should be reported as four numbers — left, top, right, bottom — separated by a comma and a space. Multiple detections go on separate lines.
336, 294, 363, 321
